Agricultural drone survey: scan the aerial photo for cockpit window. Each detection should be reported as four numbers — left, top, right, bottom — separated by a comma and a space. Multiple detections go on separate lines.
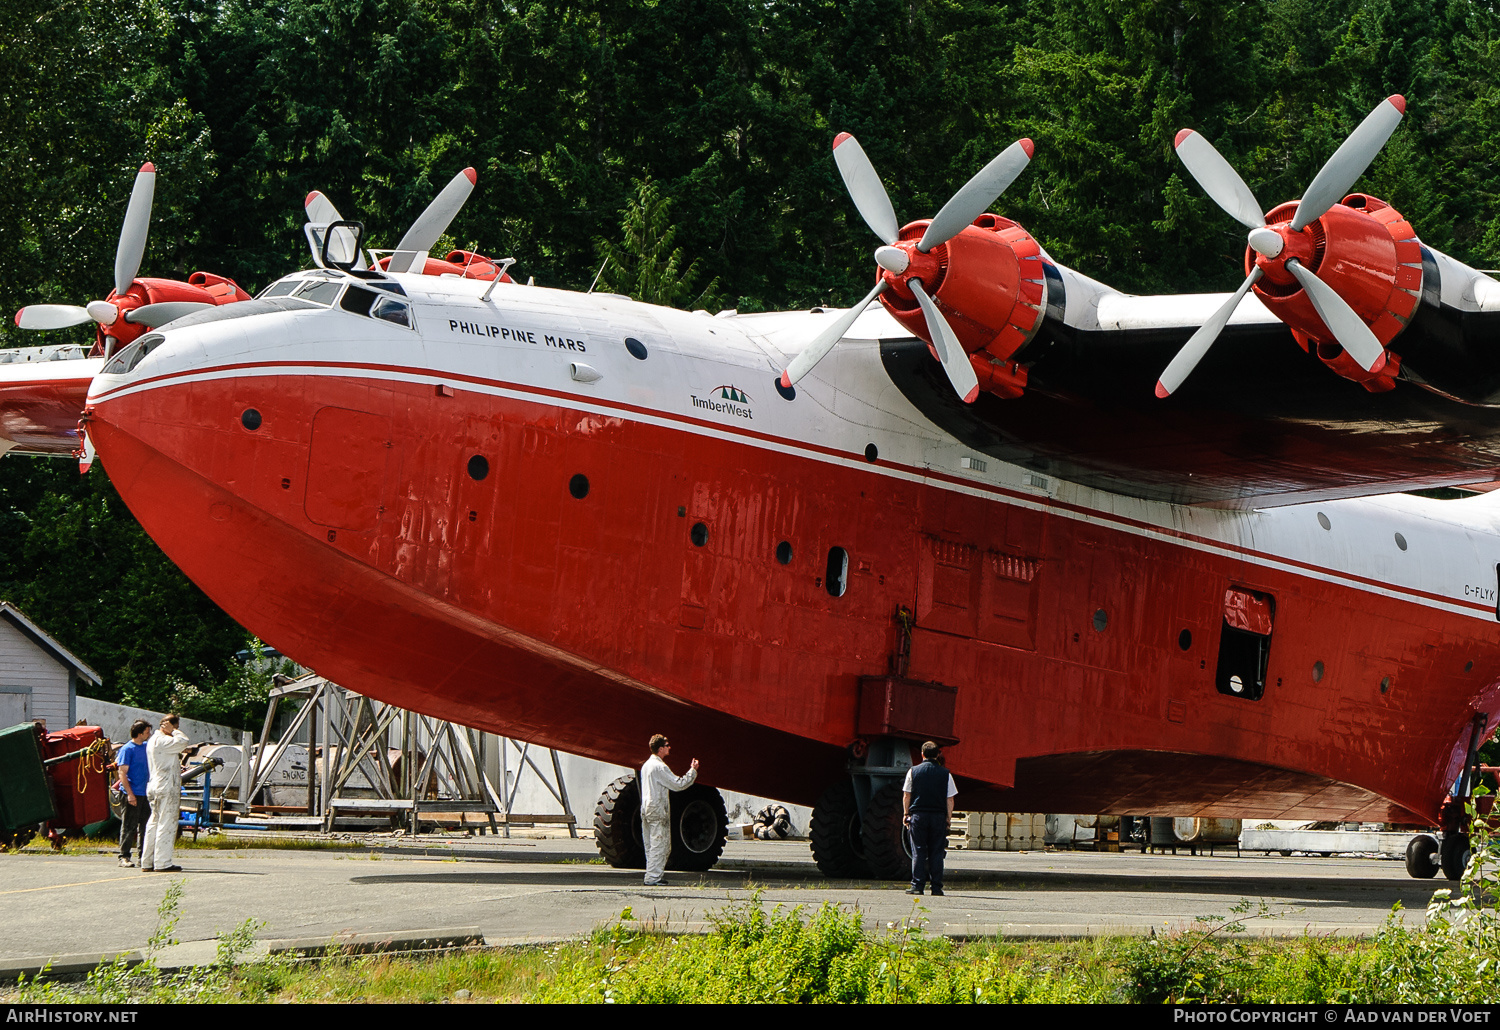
370, 296, 412, 328
339, 286, 377, 316
334, 284, 413, 328
259, 280, 299, 298
295, 280, 344, 306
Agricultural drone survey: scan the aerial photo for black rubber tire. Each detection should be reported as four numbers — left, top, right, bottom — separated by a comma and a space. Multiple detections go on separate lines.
1440, 830, 1470, 881
1149, 817, 1176, 849
1405, 834, 1439, 879
862, 782, 914, 881
667, 783, 728, 871
810, 780, 869, 878
593, 773, 646, 869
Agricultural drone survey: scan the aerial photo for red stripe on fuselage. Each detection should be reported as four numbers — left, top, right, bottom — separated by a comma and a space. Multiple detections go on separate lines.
89, 359, 1496, 618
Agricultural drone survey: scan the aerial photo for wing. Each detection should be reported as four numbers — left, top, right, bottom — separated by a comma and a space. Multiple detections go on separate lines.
0, 354, 104, 456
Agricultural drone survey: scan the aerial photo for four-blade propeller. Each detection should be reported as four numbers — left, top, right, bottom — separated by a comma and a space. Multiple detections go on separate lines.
304, 167, 478, 273
782, 134, 1033, 403
1159, 95, 1406, 396
13, 164, 205, 336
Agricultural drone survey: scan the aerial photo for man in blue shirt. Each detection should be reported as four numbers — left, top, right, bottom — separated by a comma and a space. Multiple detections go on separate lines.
902, 741, 957, 896
114, 720, 152, 868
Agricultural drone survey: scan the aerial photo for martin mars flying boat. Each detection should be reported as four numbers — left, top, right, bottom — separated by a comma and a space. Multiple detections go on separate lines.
7, 94, 1500, 881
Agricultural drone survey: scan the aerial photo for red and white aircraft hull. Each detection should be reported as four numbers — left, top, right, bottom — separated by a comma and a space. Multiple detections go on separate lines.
82, 275, 1500, 826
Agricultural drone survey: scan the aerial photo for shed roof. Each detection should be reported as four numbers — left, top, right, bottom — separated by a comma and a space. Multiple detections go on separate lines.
0, 602, 102, 686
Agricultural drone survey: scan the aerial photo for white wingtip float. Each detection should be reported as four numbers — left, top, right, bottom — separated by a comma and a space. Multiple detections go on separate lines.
10, 100, 1500, 883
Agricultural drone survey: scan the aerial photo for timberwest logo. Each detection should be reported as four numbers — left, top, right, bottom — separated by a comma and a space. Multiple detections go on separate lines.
690, 385, 754, 420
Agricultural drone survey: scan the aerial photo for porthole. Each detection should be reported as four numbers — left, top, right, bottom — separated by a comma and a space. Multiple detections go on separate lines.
826, 546, 849, 597
241, 408, 262, 431
775, 377, 796, 401
864, 443, 879, 463
1394, 532, 1408, 551
625, 337, 648, 360
1312, 660, 1325, 682
775, 541, 793, 565
1380, 675, 1391, 694
569, 474, 590, 499
1317, 512, 1331, 531
1178, 629, 1192, 651
467, 455, 489, 481
690, 522, 708, 547
1092, 609, 1108, 632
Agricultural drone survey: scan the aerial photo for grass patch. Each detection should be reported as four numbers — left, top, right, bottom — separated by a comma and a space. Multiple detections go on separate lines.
9, 802, 1500, 1003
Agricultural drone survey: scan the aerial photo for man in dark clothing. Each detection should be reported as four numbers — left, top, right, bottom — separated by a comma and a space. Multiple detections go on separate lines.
115, 719, 152, 868
902, 741, 956, 896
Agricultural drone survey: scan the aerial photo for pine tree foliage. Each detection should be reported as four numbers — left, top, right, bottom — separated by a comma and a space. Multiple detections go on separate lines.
6, 0, 1500, 721
595, 178, 720, 309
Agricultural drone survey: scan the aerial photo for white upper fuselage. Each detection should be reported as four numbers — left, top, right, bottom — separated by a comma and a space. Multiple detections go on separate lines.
85, 265, 1500, 630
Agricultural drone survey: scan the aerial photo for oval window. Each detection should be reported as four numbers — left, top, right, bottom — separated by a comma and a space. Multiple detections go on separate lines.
826, 547, 849, 597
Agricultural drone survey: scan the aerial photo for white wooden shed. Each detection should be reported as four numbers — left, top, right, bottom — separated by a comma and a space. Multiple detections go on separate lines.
0, 602, 102, 730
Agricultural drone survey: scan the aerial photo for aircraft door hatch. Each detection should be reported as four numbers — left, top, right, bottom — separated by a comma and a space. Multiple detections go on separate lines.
1215, 587, 1274, 701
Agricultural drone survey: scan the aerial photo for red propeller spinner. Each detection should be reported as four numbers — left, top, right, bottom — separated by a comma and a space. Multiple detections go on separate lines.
782, 134, 1043, 403
1160, 95, 1413, 396
14, 163, 251, 356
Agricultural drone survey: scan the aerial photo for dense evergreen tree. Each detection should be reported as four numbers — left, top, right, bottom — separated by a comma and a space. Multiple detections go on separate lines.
2, 0, 1499, 721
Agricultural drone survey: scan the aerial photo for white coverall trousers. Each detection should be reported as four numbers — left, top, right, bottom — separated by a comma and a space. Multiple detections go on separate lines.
643, 806, 672, 885
141, 787, 179, 870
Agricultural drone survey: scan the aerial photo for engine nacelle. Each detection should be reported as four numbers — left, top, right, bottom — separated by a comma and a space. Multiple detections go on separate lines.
92, 274, 252, 354
878, 214, 1047, 399
375, 250, 516, 282
1248, 195, 1422, 393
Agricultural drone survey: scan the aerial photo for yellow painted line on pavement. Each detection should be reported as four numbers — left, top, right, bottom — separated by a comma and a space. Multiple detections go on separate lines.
0, 874, 150, 895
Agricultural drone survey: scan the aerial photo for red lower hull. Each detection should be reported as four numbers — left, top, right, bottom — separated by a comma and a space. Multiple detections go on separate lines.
89, 368, 1500, 820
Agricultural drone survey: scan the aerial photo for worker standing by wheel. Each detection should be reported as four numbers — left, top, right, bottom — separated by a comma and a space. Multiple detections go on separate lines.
640, 734, 698, 886
140, 714, 197, 873
903, 741, 957, 896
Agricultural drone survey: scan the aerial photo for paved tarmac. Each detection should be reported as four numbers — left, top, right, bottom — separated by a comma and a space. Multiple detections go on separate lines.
0, 833, 1445, 971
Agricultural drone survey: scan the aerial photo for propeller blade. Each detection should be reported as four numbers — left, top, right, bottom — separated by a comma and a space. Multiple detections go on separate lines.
388, 167, 478, 274
832, 134, 900, 245
910, 279, 980, 403
304, 191, 365, 269
114, 162, 156, 295
1156, 267, 1264, 397
918, 138, 1035, 252
1173, 129, 1264, 230
15, 305, 92, 330
780, 279, 889, 387
126, 301, 215, 325
1285, 259, 1387, 371
304, 190, 344, 224
1291, 95, 1405, 231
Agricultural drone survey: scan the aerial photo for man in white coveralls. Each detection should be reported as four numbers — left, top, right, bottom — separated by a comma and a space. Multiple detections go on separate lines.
140, 714, 197, 873
640, 733, 699, 886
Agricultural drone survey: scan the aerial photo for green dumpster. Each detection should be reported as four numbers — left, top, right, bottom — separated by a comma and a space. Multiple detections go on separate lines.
0, 722, 56, 828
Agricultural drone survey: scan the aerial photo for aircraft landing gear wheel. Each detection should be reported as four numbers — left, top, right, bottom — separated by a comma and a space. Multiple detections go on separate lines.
810, 780, 868, 878
593, 774, 646, 869
667, 783, 727, 872
861, 782, 913, 880
1404, 834, 1439, 879
1440, 831, 1470, 881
